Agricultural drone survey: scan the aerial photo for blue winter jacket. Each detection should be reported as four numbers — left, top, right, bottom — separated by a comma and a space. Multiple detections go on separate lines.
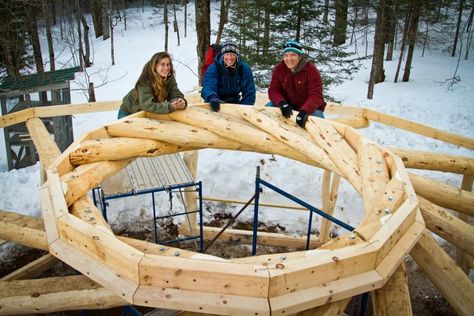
201, 54, 256, 105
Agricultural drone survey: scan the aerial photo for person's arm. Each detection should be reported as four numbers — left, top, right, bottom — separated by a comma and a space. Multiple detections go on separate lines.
136, 84, 174, 114
268, 64, 286, 106
201, 63, 220, 102
300, 63, 325, 114
167, 75, 187, 109
240, 63, 256, 105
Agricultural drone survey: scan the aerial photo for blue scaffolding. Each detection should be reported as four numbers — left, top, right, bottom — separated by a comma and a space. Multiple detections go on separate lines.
93, 155, 203, 250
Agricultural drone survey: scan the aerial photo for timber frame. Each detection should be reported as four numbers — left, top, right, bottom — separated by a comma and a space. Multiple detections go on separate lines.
0, 94, 473, 315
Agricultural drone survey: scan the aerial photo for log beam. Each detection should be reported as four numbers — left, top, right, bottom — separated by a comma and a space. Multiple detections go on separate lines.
410, 230, 474, 316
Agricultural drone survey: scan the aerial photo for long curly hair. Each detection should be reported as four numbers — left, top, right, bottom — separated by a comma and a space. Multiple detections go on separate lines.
135, 52, 174, 103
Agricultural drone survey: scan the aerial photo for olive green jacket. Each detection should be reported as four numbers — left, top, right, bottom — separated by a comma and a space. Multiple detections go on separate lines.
119, 75, 187, 115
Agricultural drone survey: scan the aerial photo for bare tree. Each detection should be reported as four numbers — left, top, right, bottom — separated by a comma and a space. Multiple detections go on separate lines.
402, 0, 422, 82
216, 0, 231, 44
91, 0, 103, 38
195, 0, 211, 84
43, 0, 55, 71
323, 0, 329, 24
452, 0, 464, 57
367, 0, 386, 99
183, 0, 188, 38
394, 2, 412, 83
26, 2, 44, 73
385, 0, 398, 61
173, 0, 180, 46
102, 0, 110, 40
164, 0, 169, 51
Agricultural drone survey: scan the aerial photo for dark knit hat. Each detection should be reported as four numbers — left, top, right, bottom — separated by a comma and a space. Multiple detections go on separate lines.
221, 42, 240, 56
283, 40, 303, 55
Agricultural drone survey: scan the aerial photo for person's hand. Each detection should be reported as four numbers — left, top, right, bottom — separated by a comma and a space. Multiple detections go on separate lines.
296, 110, 308, 128
210, 98, 221, 112
279, 100, 293, 118
171, 98, 186, 110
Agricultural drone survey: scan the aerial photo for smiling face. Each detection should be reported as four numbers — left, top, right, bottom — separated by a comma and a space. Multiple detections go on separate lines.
155, 57, 171, 78
223, 53, 237, 67
283, 52, 302, 72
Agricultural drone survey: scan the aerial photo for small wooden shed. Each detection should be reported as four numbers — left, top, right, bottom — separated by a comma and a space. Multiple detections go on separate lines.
0, 67, 79, 170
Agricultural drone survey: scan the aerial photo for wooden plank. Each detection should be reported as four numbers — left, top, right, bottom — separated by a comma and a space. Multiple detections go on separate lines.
0, 275, 126, 314
390, 147, 474, 175
0, 254, 58, 281
182, 151, 199, 235
269, 270, 384, 315
289, 298, 351, 316
49, 238, 139, 302
0, 108, 35, 128
410, 230, 474, 316
56, 214, 143, 283
331, 116, 370, 129
25, 117, 61, 169
372, 262, 412, 316
364, 108, 474, 150
134, 285, 270, 316
409, 172, 474, 216
33, 100, 122, 118
268, 244, 378, 298
70, 195, 111, 232
139, 254, 269, 297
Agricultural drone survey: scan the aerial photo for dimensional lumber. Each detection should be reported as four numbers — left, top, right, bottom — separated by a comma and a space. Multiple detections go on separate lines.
0, 254, 58, 281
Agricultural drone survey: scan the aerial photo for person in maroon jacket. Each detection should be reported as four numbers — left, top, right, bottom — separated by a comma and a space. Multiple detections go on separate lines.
268, 40, 326, 128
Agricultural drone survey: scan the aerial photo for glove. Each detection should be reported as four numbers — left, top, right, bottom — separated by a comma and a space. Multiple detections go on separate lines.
296, 110, 308, 128
210, 98, 221, 112
279, 100, 293, 118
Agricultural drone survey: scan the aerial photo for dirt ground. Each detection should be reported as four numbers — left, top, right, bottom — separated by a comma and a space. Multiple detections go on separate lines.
0, 208, 461, 316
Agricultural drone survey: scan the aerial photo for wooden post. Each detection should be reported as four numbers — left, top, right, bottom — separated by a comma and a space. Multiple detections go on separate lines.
181, 150, 199, 237
457, 174, 473, 274
319, 170, 341, 244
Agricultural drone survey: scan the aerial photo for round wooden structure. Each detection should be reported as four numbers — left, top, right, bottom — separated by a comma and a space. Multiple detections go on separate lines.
42, 105, 425, 315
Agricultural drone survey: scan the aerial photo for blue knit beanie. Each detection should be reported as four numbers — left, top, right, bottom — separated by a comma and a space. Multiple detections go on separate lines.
283, 40, 303, 55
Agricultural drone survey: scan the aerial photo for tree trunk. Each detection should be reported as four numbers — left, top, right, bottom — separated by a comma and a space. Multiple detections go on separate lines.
296, 0, 302, 41
91, 0, 103, 38
75, 0, 84, 70
173, 0, 180, 46
402, 0, 422, 82
184, 0, 188, 38
385, 0, 397, 61
110, 9, 115, 65
80, 13, 91, 67
102, 0, 110, 40
394, 2, 412, 83
195, 0, 211, 84
263, 0, 271, 56
333, 0, 348, 46
452, 0, 464, 57
216, 0, 231, 44
26, 3, 44, 73
164, 0, 169, 52
367, 0, 386, 99
323, 0, 329, 24
43, 0, 56, 71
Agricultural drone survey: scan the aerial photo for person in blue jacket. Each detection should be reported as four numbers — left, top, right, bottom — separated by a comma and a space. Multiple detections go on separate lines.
201, 42, 256, 112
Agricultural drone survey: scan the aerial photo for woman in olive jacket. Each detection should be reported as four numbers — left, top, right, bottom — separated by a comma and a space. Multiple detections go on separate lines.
118, 52, 187, 118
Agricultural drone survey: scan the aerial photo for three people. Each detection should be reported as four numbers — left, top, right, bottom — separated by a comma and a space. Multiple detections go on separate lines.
118, 52, 187, 118
201, 42, 256, 112
268, 40, 326, 128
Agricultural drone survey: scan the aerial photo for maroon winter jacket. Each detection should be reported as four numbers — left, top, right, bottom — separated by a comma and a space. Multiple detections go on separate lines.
268, 56, 326, 114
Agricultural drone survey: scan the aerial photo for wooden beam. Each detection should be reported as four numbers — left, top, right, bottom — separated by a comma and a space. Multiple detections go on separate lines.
410, 230, 474, 316
0, 108, 35, 128
0, 275, 126, 314
319, 170, 341, 244
372, 262, 412, 316
409, 172, 474, 216
390, 147, 474, 175
25, 117, 61, 170
418, 196, 474, 257
182, 151, 199, 236
0, 254, 58, 281
364, 108, 474, 150
0, 209, 47, 250
457, 174, 474, 274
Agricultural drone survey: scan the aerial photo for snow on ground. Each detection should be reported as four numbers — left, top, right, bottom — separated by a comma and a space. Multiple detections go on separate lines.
0, 5, 473, 243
